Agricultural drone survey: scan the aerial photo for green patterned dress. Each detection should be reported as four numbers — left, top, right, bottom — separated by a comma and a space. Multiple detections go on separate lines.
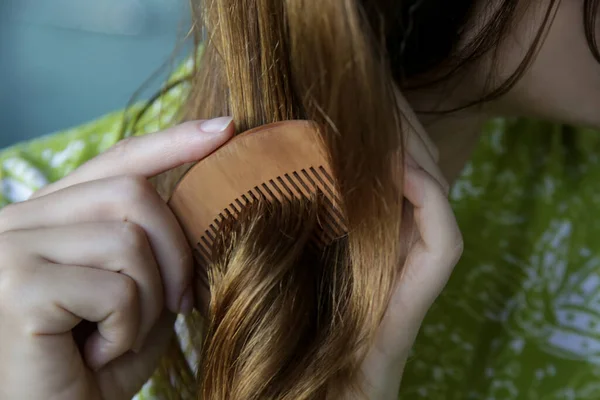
2, 62, 599, 398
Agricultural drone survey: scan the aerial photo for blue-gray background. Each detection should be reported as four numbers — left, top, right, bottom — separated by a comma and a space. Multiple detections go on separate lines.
0, 0, 191, 148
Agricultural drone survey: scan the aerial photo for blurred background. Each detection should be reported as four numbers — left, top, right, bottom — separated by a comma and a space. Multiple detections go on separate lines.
0, 0, 191, 148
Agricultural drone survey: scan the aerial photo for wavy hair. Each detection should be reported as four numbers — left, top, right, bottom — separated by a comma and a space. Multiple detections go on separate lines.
148, 0, 600, 398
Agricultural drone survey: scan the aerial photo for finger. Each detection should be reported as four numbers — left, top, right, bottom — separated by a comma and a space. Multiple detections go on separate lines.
32, 117, 234, 199
395, 90, 440, 162
395, 163, 463, 318
403, 163, 462, 260
0, 176, 192, 314
372, 164, 462, 360
5, 223, 164, 351
405, 132, 449, 195
7, 263, 140, 371
394, 91, 447, 192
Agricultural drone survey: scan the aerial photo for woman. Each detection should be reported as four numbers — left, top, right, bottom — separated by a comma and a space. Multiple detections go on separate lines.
0, 0, 598, 399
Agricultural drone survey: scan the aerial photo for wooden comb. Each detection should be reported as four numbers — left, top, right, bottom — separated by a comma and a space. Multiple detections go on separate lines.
168, 120, 348, 284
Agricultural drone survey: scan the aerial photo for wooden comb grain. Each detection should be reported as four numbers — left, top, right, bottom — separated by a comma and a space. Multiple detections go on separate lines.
168, 121, 347, 271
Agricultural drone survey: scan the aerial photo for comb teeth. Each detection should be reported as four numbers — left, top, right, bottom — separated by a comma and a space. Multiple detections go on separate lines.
167, 121, 348, 274
195, 166, 347, 266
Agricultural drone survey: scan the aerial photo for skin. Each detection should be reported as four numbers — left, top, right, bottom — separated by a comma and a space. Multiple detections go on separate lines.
0, 115, 460, 400
373, 1, 600, 390
408, 0, 600, 182
0, 1, 597, 399
0, 120, 236, 399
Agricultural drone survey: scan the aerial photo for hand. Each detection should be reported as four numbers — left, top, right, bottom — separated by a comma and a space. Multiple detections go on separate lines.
0, 117, 234, 400
358, 155, 463, 399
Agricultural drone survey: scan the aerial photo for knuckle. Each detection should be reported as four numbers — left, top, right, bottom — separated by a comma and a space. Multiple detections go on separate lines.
114, 175, 155, 205
428, 233, 463, 267
453, 237, 465, 261
446, 233, 464, 265
455, 233, 465, 253
111, 275, 139, 312
118, 222, 149, 253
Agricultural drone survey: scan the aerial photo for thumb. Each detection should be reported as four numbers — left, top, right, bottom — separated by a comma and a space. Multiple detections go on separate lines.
33, 117, 234, 199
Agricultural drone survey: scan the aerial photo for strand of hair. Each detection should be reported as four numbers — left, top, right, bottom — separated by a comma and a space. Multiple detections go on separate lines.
205, 228, 216, 241
195, 242, 211, 262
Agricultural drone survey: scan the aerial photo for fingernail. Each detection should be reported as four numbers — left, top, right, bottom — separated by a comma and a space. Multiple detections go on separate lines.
199, 116, 233, 134
179, 284, 195, 315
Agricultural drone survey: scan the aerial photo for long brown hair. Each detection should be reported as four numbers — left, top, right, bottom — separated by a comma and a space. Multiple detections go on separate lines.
156, 0, 404, 398
128, 0, 600, 131
148, 0, 600, 398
